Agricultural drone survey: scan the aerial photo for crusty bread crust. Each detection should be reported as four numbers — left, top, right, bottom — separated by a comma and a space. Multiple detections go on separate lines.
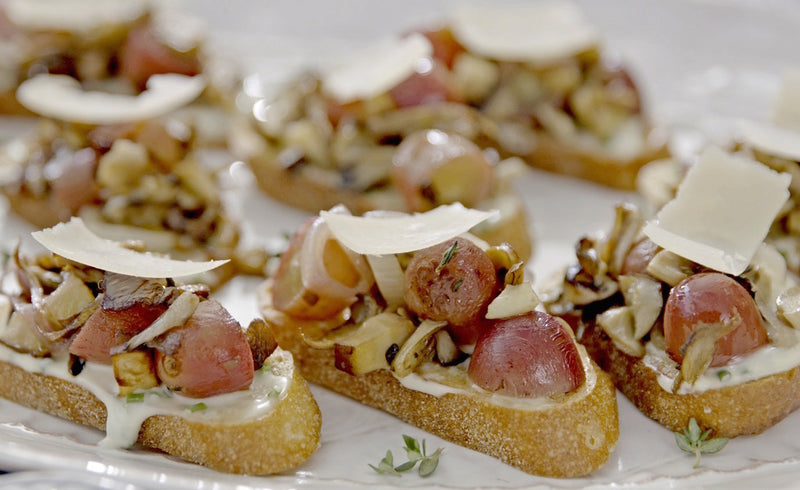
580, 321, 800, 437
247, 151, 534, 260
0, 356, 321, 474
520, 132, 670, 190
261, 288, 619, 477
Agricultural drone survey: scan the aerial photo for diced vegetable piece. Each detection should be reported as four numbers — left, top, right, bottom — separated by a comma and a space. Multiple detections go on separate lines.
43, 272, 95, 324
485, 282, 540, 319
0, 302, 49, 356
334, 312, 415, 375
112, 350, 159, 396
96, 139, 149, 192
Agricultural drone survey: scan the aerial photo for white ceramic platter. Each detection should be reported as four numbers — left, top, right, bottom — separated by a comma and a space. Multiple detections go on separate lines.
1, 0, 800, 488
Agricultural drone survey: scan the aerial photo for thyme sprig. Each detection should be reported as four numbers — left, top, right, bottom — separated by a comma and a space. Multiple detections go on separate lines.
674, 418, 729, 468
369, 435, 444, 477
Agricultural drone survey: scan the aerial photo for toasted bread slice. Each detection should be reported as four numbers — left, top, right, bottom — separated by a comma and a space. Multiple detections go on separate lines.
246, 148, 532, 260
577, 320, 800, 437
519, 131, 669, 190
0, 345, 321, 474
258, 281, 618, 478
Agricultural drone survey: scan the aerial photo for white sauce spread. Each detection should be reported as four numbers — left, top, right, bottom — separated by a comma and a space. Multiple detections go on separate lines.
644, 333, 800, 395
395, 344, 596, 410
0, 343, 292, 448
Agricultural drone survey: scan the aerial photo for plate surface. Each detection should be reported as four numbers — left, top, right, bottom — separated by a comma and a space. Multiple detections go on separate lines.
2, 0, 800, 488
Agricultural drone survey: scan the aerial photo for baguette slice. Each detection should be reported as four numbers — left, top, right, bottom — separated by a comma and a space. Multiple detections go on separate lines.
258, 281, 618, 478
245, 148, 533, 260
518, 131, 669, 190
577, 319, 800, 437
0, 345, 321, 475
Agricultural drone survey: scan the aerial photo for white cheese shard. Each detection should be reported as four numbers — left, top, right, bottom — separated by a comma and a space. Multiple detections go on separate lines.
16, 74, 205, 125
320, 203, 498, 255
772, 68, 800, 132
449, 2, 600, 65
643, 146, 790, 276
739, 120, 800, 162
322, 33, 432, 103
4, 0, 146, 33
32, 218, 228, 278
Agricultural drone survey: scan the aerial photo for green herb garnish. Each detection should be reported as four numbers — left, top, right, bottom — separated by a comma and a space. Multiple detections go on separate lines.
716, 370, 731, 381
368, 450, 402, 477
674, 418, 729, 468
436, 241, 459, 274
369, 435, 443, 477
125, 393, 145, 403
451, 278, 464, 292
267, 388, 281, 399
188, 402, 207, 413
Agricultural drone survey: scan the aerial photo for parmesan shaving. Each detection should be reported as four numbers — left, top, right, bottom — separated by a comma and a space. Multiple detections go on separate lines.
449, 2, 600, 64
3, 0, 146, 33
643, 146, 790, 276
320, 203, 498, 255
739, 120, 800, 162
322, 33, 432, 103
16, 74, 205, 125
32, 218, 228, 278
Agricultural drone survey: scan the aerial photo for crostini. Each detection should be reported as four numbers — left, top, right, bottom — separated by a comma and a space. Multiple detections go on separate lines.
0, 0, 237, 117
417, 2, 669, 189
546, 146, 800, 437
0, 73, 265, 288
258, 203, 618, 478
0, 218, 321, 474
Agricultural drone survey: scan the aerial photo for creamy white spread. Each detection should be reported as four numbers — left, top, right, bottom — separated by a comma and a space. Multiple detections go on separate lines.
0, 342, 292, 448
644, 332, 800, 395
395, 344, 597, 410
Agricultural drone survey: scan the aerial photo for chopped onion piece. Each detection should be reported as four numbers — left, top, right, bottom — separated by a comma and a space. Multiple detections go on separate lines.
300, 212, 374, 303
321, 203, 498, 255
17, 74, 205, 125
32, 218, 228, 278
111, 292, 200, 354
365, 254, 404, 308
485, 282, 540, 320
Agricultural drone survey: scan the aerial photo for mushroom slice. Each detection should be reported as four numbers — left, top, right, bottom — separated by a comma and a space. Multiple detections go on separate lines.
601, 203, 643, 277
645, 250, 695, 286
618, 274, 663, 340
596, 306, 645, 357
391, 319, 447, 377
678, 317, 739, 385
